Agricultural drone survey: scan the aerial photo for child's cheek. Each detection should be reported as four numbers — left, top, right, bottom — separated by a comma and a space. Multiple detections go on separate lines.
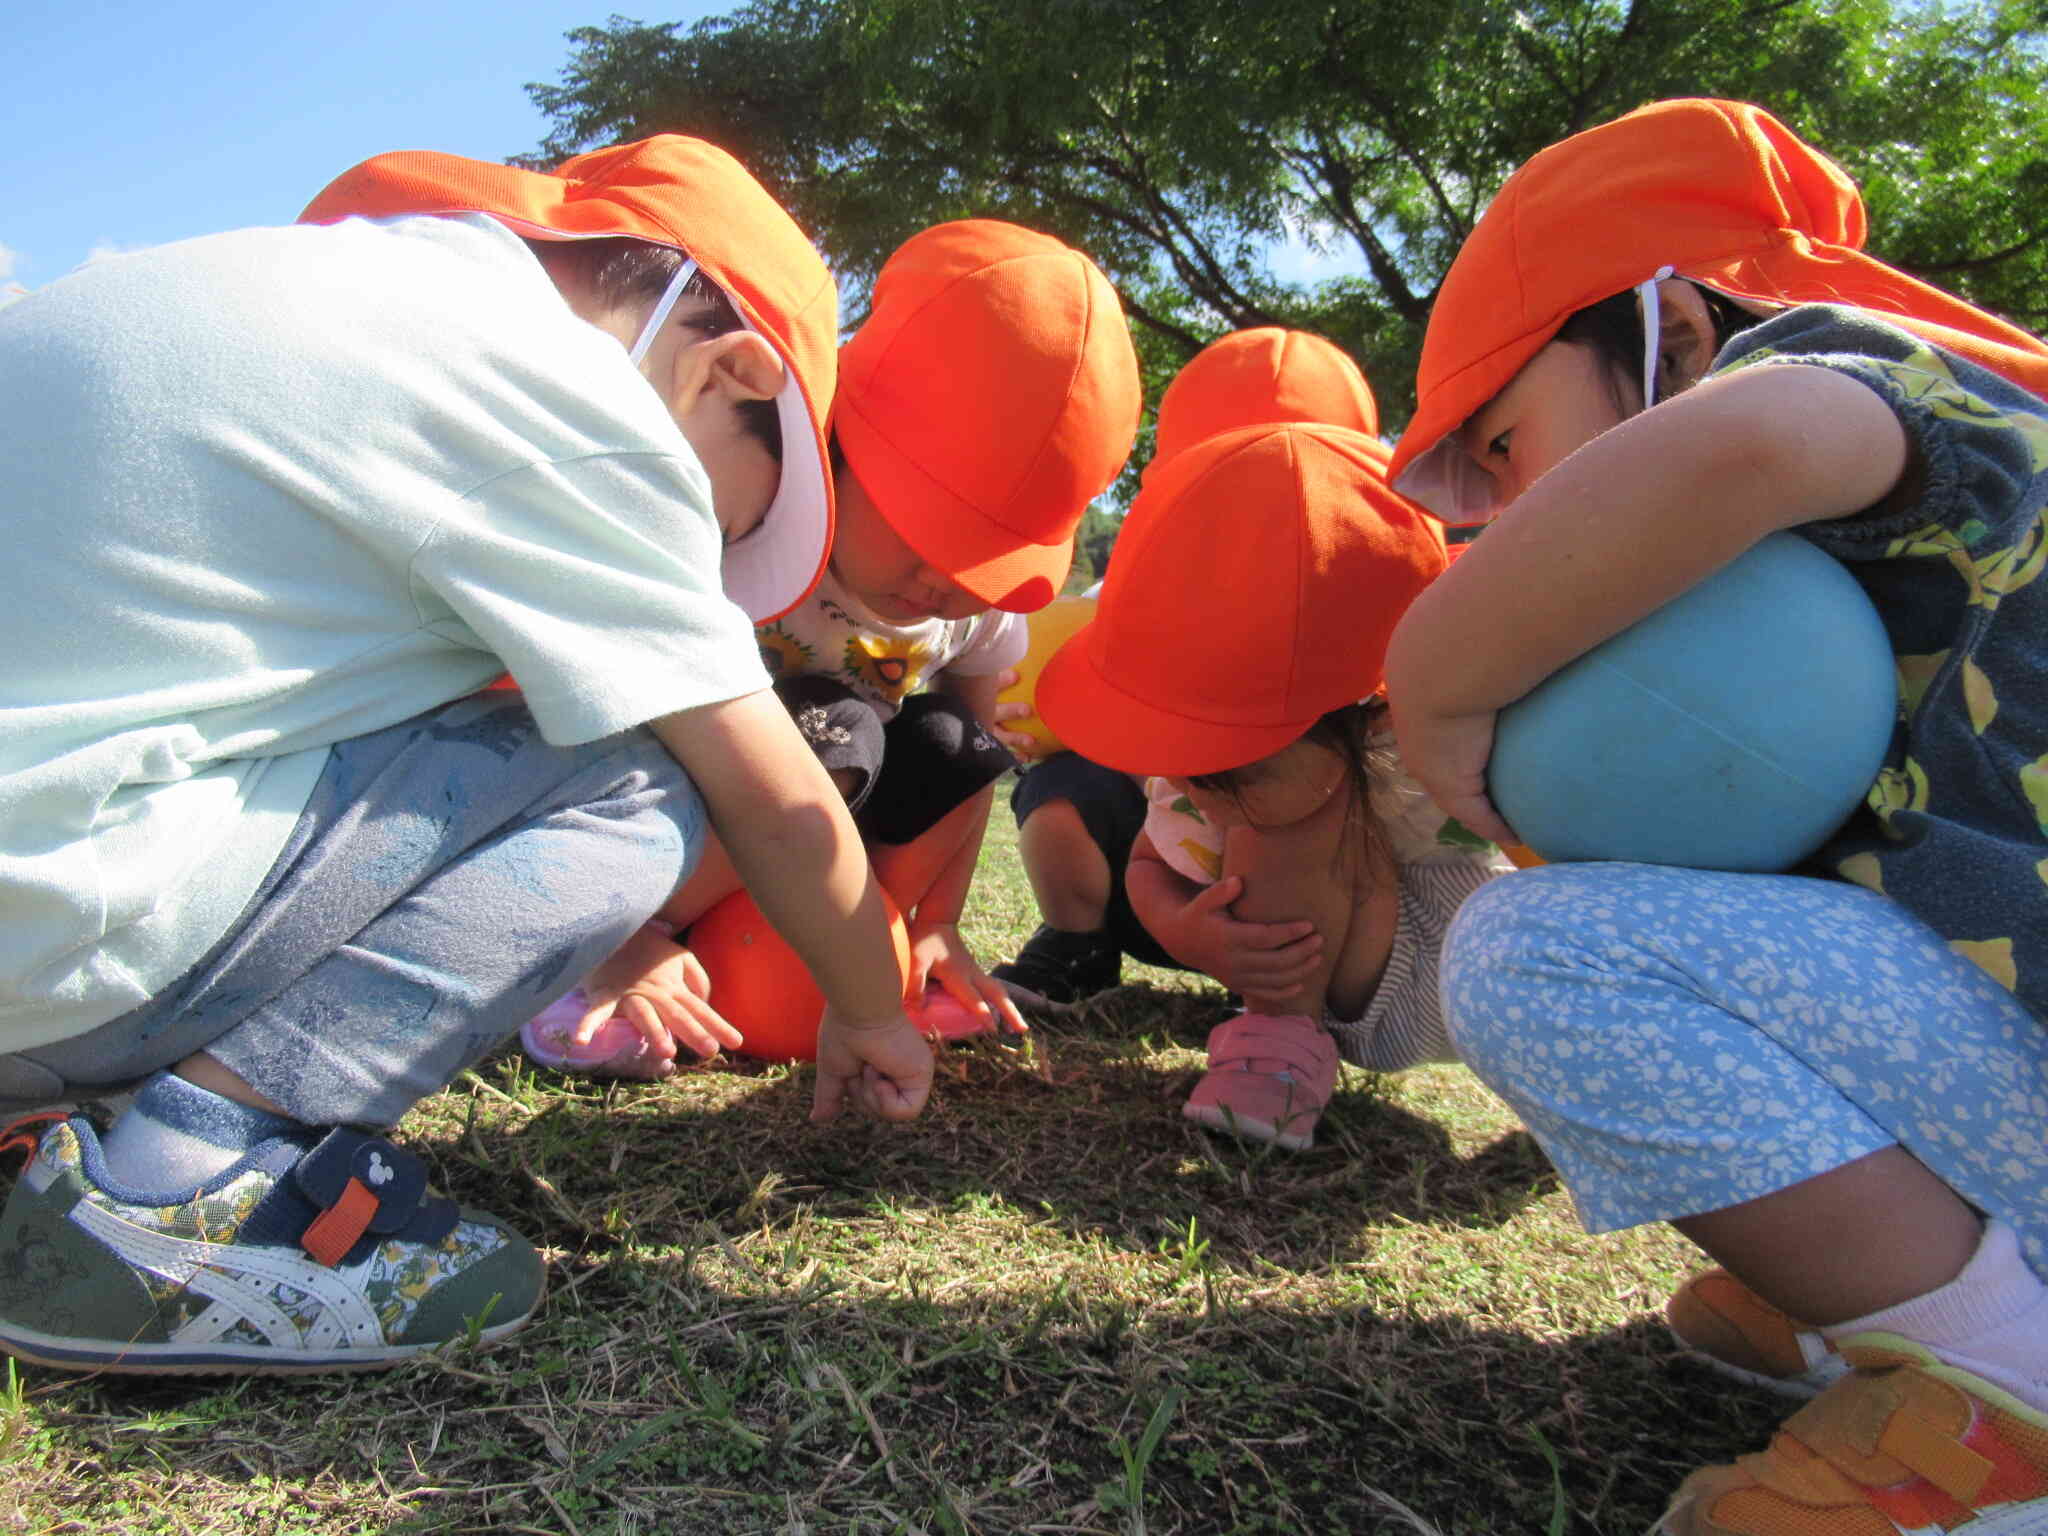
1238, 775, 1339, 830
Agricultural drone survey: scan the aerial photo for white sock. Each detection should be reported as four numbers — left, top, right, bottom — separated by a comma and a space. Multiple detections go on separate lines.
1823, 1221, 2048, 1415
99, 1071, 299, 1194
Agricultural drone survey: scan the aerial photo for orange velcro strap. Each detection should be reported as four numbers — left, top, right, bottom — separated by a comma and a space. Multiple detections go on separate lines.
301, 1176, 381, 1267
0, 1111, 69, 1168
1879, 1405, 1995, 1505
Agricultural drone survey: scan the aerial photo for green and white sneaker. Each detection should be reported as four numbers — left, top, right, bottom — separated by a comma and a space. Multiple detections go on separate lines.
0, 1115, 544, 1375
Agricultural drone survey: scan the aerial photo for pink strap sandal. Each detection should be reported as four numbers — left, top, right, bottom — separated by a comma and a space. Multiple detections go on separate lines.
520, 989, 669, 1080
1182, 1013, 1340, 1151
908, 984, 1000, 1043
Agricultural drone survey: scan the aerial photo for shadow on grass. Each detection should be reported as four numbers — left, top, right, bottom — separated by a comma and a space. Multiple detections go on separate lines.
429, 1003, 1563, 1287
3, 1011, 1712, 1536
8, 1258, 1787, 1536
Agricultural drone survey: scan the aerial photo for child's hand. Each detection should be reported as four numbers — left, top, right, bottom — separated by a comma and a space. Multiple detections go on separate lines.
986, 668, 1043, 758
1160, 875, 1323, 998
1388, 702, 1518, 847
907, 919, 1030, 1036
576, 924, 744, 1068
811, 1008, 934, 1122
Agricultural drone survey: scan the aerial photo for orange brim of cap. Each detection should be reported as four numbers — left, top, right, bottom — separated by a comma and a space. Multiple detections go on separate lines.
1037, 617, 1314, 776
1387, 325, 1557, 524
834, 404, 1078, 613
301, 136, 839, 623
1037, 424, 1445, 777
1386, 98, 2048, 512
830, 220, 1141, 614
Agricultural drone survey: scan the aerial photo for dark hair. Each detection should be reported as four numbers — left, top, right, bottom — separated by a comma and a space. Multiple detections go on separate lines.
1187, 698, 1392, 877
539, 237, 782, 462
1554, 282, 1760, 409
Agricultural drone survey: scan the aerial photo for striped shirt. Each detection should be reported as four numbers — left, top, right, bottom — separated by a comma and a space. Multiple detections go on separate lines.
1142, 733, 1512, 1071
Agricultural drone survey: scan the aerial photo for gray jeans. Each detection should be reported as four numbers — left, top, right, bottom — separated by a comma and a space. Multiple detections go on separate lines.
0, 694, 701, 1126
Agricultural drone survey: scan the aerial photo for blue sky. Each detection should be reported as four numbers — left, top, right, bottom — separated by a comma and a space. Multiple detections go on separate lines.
4, 0, 724, 292
6, 0, 1353, 299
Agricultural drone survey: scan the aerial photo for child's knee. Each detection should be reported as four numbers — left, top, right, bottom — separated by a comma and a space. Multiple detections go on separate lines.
1018, 801, 1113, 912
1443, 861, 1779, 1074
1444, 864, 1559, 960
774, 675, 886, 812
1019, 796, 1090, 849
860, 691, 1017, 846
1441, 865, 1634, 1066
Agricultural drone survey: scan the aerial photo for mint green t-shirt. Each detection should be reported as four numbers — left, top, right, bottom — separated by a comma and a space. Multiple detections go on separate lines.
0, 212, 768, 1051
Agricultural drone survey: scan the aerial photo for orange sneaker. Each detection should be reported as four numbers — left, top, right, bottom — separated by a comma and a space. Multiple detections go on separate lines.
1667, 1269, 1848, 1401
1658, 1333, 2048, 1535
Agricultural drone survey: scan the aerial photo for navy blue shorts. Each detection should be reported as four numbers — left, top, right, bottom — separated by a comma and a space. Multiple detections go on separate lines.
776, 676, 1017, 846
1009, 752, 1185, 971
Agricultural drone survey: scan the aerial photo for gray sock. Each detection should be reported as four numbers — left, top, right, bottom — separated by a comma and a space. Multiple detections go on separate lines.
99, 1071, 301, 1193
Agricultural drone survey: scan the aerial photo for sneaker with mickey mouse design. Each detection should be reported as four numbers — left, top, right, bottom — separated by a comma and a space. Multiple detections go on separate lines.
0, 1114, 543, 1374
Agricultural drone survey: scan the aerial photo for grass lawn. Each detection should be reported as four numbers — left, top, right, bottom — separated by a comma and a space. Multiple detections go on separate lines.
1, 784, 1786, 1535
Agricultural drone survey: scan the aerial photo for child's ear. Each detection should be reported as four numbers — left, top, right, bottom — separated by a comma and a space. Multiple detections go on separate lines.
668, 331, 786, 412
1653, 278, 1722, 397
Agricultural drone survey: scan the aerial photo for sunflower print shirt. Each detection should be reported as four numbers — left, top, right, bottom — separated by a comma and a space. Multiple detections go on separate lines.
753, 568, 1026, 720
1715, 305, 2048, 1021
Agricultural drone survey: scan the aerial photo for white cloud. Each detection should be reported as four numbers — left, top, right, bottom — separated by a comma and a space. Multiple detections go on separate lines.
0, 243, 16, 281
84, 241, 135, 266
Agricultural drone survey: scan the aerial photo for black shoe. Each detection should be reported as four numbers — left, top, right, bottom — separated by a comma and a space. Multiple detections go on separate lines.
991, 925, 1122, 1007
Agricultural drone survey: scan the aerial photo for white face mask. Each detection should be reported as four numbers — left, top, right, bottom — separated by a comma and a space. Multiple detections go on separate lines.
1396, 264, 1680, 526
626, 256, 703, 366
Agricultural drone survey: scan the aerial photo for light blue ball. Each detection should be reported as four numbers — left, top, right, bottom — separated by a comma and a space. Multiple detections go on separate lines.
1488, 532, 1896, 872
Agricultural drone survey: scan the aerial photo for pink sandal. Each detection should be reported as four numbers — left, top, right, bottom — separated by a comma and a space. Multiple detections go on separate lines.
1182, 1013, 1339, 1151
909, 984, 1001, 1043
520, 989, 669, 1080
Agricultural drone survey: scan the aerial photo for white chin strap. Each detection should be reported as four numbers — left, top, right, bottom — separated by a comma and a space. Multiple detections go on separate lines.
627, 257, 702, 366
1637, 265, 1676, 409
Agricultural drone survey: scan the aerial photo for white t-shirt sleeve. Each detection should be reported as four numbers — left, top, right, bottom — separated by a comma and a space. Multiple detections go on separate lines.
413, 451, 769, 745
940, 608, 1030, 677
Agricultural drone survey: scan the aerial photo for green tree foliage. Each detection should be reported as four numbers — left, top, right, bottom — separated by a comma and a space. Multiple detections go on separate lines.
1070, 501, 1121, 588
530, 0, 2048, 433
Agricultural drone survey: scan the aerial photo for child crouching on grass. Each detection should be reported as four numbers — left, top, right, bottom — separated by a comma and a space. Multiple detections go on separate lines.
992, 326, 1413, 1011
1383, 97, 2048, 1535
526, 218, 1142, 1076
0, 134, 926, 1377
1032, 414, 1509, 1151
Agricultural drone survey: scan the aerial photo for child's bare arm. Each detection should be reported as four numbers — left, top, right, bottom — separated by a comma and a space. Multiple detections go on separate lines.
651, 689, 931, 1122
898, 786, 1028, 1033
1126, 830, 1321, 995
935, 667, 1035, 755
1386, 363, 1910, 839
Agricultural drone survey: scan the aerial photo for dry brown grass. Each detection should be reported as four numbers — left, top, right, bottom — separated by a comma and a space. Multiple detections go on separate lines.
0, 789, 1786, 1535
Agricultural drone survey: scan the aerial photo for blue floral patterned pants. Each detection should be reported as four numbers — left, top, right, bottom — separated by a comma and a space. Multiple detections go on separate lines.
1442, 863, 2048, 1283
